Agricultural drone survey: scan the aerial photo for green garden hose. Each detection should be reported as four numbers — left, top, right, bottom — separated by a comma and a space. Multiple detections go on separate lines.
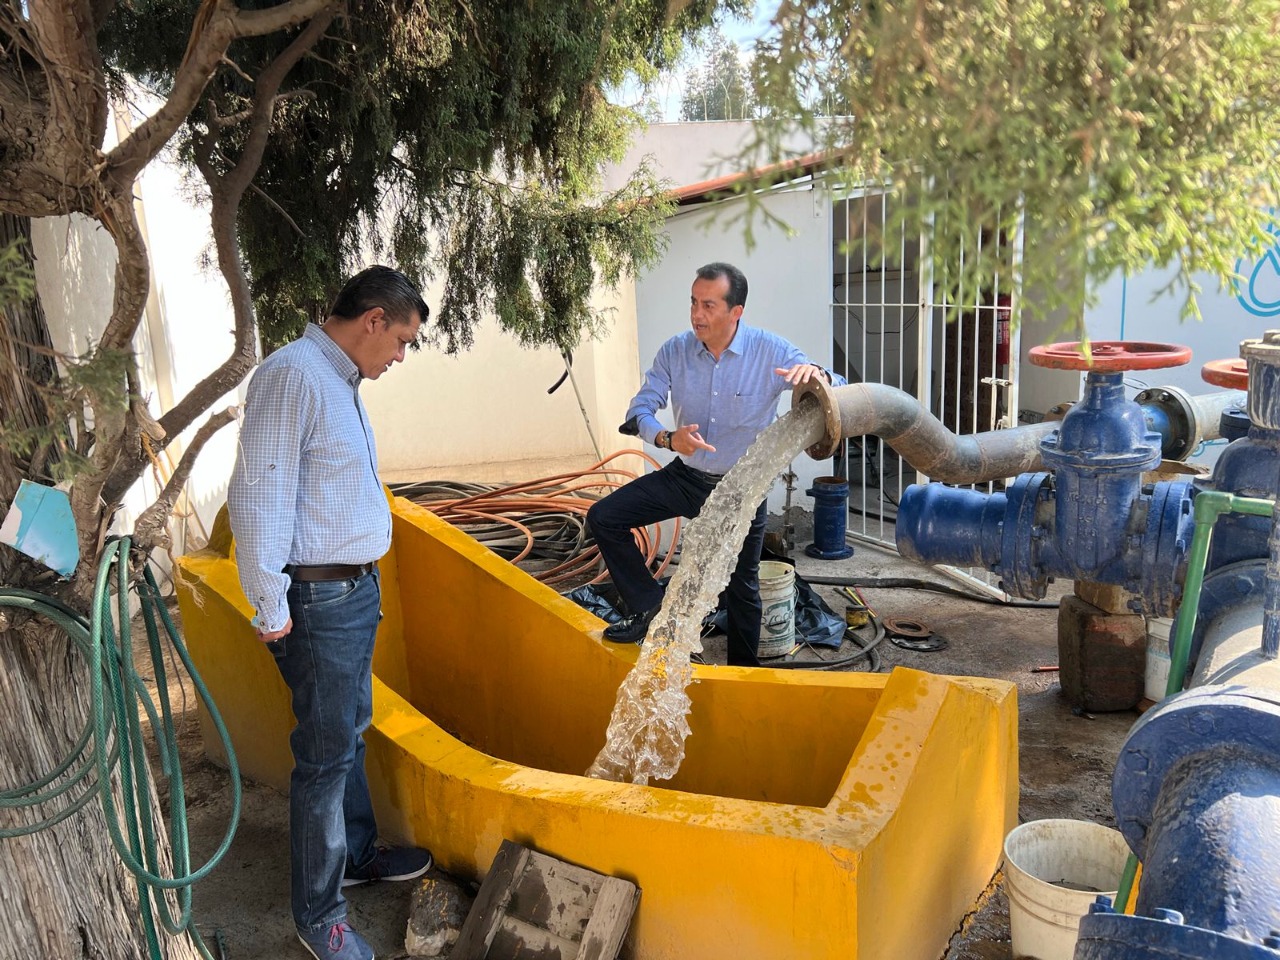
0, 536, 241, 959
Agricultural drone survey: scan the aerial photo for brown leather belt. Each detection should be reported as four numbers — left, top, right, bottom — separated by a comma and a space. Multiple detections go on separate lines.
286, 562, 375, 582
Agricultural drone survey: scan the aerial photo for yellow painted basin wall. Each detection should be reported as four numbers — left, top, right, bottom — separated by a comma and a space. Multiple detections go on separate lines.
176, 496, 1018, 960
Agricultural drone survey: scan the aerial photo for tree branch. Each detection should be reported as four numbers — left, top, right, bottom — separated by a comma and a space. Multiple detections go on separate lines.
249, 180, 306, 237
157, 7, 337, 443
131, 406, 237, 553
104, 0, 339, 186
26, 0, 109, 151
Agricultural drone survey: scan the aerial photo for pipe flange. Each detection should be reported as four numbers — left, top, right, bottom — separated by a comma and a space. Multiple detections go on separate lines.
1112, 685, 1280, 860
883, 617, 930, 638
1078, 911, 1280, 960
1180, 560, 1268, 668
998, 471, 1053, 599
1137, 480, 1195, 617
792, 377, 842, 459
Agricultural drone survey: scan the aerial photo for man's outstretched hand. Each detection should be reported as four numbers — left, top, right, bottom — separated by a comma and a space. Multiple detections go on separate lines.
670, 423, 716, 455
775, 363, 827, 385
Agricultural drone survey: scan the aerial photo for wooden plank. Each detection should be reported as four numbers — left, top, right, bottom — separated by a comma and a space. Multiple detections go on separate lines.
577, 876, 641, 960
509, 852, 598, 941
490, 914, 578, 959
452, 840, 532, 960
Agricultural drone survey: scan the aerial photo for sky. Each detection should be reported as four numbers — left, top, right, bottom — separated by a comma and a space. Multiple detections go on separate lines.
612, 1, 778, 122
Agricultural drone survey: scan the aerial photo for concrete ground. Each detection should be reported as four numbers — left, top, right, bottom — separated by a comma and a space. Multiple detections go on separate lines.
170, 517, 1137, 960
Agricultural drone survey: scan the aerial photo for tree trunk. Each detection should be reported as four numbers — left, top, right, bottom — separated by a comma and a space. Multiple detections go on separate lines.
0, 217, 200, 960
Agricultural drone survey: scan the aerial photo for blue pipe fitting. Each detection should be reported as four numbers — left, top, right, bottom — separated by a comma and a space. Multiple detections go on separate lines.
1076, 910, 1280, 959
895, 483, 1008, 569
804, 476, 854, 560
1220, 406, 1252, 443
1110, 687, 1280, 943
1201, 426, 1280, 570
896, 370, 1193, 610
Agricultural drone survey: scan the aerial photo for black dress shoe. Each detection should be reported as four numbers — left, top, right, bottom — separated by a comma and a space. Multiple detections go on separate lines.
603, 606, 658, 644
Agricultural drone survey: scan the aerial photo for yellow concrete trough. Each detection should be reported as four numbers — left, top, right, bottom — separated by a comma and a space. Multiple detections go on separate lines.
176, 496, 1017, 960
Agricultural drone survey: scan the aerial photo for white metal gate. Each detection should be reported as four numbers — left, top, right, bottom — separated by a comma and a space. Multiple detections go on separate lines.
829, 182, 1023, 591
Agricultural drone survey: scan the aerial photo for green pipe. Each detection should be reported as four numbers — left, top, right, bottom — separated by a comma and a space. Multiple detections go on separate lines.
1113, 491, 1276, 913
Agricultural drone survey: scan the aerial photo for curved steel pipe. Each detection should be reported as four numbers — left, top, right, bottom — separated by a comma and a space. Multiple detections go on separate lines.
793, 379, 1056, 485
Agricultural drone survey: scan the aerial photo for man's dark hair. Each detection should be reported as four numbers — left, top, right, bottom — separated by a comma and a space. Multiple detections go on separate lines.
695, 261, 748, 309
329, 265, 429, 328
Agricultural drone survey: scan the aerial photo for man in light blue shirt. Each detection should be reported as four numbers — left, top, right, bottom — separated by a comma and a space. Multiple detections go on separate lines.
228, 266, 431, 960
587, 262, 841, 664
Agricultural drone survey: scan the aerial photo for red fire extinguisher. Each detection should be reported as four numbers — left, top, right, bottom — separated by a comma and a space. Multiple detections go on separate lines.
995, 293, 1012, 367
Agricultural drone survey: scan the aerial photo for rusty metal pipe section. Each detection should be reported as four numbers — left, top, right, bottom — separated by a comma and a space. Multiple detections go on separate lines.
793, 378, 1057, 484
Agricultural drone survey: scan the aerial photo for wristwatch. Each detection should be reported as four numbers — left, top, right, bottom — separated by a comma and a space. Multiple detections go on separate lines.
658, 430, 672, 450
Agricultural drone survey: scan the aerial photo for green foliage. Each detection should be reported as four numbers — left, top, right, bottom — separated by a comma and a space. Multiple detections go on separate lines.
101, 0, 722, 352
745, 0, 1280, 329
680, 29, 757, 121
0, 239, 128, 483
0, 240, 33, 305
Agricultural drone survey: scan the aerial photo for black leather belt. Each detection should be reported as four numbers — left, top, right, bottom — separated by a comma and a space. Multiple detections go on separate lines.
286, 562, 375, 582
678, 459, 725, 483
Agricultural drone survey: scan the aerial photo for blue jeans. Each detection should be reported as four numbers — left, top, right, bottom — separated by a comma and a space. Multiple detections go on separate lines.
271, 570, 381, 932
586, 458, 769, 666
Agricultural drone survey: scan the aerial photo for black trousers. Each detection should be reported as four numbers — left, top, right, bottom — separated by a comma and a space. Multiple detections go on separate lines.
587, 458, 769, 667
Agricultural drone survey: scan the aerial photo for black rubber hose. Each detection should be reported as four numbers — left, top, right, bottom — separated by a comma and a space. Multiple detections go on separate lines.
767, 619, 887, 671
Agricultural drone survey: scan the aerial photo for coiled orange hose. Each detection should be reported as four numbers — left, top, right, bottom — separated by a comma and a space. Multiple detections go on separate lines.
389, 450, 681, 590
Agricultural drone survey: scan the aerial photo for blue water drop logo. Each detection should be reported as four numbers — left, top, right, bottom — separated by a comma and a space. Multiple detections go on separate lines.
1235, 215, 1280, 317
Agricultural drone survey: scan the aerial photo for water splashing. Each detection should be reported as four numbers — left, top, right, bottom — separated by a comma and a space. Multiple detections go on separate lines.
586, 400, 827, 784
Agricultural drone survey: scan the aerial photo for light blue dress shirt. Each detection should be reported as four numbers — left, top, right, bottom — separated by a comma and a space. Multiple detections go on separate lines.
624, 322, 845, 476
227, 324, 391, 632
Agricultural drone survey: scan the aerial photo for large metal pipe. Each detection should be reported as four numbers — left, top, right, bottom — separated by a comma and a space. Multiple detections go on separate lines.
793, 379, 1056, 484
1134, 385, 1246, 462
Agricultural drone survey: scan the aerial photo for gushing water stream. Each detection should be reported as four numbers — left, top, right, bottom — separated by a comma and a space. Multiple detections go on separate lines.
586, 400, 826, 784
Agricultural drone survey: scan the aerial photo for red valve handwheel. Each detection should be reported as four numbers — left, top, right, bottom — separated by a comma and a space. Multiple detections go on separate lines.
1201, 358, 1248, 390
1027, 340, 1193, 372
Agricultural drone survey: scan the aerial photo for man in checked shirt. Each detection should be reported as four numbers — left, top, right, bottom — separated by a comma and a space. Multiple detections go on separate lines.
587, 261, 843, 666
228, 265, 431, 960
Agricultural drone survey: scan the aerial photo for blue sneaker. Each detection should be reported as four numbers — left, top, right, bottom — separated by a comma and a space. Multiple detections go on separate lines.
296, 921, 373, 960
342, 845, 433, 888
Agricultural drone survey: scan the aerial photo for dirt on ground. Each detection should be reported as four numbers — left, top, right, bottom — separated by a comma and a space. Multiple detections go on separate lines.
140, 527, 1136, 960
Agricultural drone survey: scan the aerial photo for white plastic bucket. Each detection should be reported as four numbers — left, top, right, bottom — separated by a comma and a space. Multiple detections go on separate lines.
1002, 819, 1129, 960
1145, 617, 1173, 701
757, 561, 796, 658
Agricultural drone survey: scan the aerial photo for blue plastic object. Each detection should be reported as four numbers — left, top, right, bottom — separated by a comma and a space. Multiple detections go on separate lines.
804, 476, 854, 560
0, 479, 79, 576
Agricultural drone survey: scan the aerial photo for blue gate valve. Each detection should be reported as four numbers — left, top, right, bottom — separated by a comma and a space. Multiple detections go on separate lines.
896, 341, 1197, 616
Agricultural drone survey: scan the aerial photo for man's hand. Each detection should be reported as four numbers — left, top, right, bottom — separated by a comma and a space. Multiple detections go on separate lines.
775, 363, 827, 385
671, 423, 716, 456
257, 617, 293, 643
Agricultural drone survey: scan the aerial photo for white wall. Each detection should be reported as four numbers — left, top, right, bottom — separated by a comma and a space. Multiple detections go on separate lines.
367, 275, 642, 484
633, 183, 836, 513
